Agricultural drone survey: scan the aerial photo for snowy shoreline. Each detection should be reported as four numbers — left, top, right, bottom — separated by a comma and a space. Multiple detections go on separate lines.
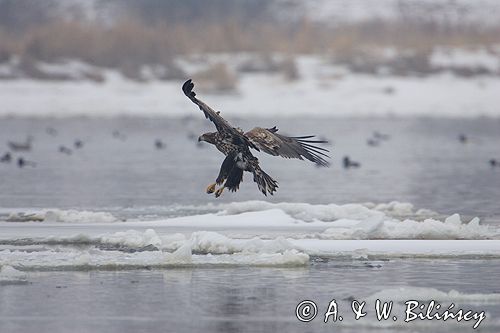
1, 73, 499, 118
1, 54, 500, 118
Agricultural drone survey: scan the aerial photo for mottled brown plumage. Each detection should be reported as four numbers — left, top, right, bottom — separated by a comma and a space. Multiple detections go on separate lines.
182, 79, 330, 197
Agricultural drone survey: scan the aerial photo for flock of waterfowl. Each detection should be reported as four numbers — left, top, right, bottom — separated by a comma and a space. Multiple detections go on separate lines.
1, 128, 498, 170
0, 128, 168, 169
342, 130, 391, 169
342, 131, 499, 170
2, 136, 37, 167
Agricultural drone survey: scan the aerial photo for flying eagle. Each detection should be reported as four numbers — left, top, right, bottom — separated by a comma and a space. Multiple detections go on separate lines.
182, 79, 330, 198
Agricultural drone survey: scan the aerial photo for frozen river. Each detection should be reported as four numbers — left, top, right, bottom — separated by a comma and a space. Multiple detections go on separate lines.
1, 117, 500, 332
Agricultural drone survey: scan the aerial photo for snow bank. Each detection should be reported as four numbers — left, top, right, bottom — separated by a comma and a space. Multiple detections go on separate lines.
2, 56, 500, 118
5, 209, 119, 223
430, 47, 500, 72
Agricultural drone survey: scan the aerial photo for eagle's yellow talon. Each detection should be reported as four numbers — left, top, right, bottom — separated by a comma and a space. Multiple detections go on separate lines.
214, 187, 225, 198
206, 183, 217, 194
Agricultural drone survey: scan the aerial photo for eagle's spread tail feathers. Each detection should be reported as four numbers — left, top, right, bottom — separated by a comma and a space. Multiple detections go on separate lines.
253, 166, 278, 196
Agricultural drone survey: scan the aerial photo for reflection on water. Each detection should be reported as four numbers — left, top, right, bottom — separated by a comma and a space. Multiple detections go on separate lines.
0, 117, 499, 218
0, 259, 499, 333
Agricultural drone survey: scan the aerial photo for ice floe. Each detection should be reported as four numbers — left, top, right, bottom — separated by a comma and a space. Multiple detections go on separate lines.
319, 214, 497, 240
214, 200, 434, 222
0, 245, 309, 270
0, 265, 28, 284
1, 201, 499, 270
5, 209, 120, 223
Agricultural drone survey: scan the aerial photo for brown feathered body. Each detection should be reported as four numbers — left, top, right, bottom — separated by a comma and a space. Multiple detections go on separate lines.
183, 79, 330, 197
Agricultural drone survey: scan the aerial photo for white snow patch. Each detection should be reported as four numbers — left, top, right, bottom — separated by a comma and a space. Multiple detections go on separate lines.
1, 55, 500, 118
216, 201, 402, 222
100, 229, 163, 249
321, 214, 496, 240
189, 231, 296, 254
430, 47, 500, 72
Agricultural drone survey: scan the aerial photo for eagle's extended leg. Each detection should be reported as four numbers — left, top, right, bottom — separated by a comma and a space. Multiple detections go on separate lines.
208, 152, 237, 195
215, 186, 225, 198
206, 183, 217, 194
215, 162, 244, 198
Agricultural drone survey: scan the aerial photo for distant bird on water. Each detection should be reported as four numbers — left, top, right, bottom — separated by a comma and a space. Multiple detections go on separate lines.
46, 127, 58, 136
112, 130, 127, 141
373, 131, 390, 141
74, 139, 84, 149
155, 139, 165, 149
367, 131, 390, 147
1, 152, 12, 163
343, 156, 360, 169
366, 138, 380, 147
458, 134, 468, 144
59, 146, 73, 155
490, 159, 498, 167
8, 136, 33, 151
17, 157, 36, 168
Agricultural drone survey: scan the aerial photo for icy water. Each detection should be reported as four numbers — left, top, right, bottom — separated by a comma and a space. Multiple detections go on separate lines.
1, 260, 500, 333
0, 117, 499, 217
1, 117, 500, 333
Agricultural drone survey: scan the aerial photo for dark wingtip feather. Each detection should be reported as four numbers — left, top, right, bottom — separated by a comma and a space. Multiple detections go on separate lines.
297, 137, 331, 167
299, 141, 330, 153
182, 79, 196, 98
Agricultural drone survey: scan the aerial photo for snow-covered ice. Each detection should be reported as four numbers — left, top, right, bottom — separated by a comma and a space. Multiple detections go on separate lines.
0, 265, 28, 284
0, 242, 309, 270
5, 209, 119, 223
1, 201, 499, 269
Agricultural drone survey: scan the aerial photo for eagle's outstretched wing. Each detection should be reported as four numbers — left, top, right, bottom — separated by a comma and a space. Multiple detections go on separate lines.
245, 127, 330, 167
182, 79, 256, 149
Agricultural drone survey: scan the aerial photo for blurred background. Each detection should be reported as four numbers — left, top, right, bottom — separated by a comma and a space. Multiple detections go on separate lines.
1, 0, 500, 116
1, 0, 500, 216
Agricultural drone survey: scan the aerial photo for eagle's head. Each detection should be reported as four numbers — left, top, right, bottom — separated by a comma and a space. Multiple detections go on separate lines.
198, 132, 218, 144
